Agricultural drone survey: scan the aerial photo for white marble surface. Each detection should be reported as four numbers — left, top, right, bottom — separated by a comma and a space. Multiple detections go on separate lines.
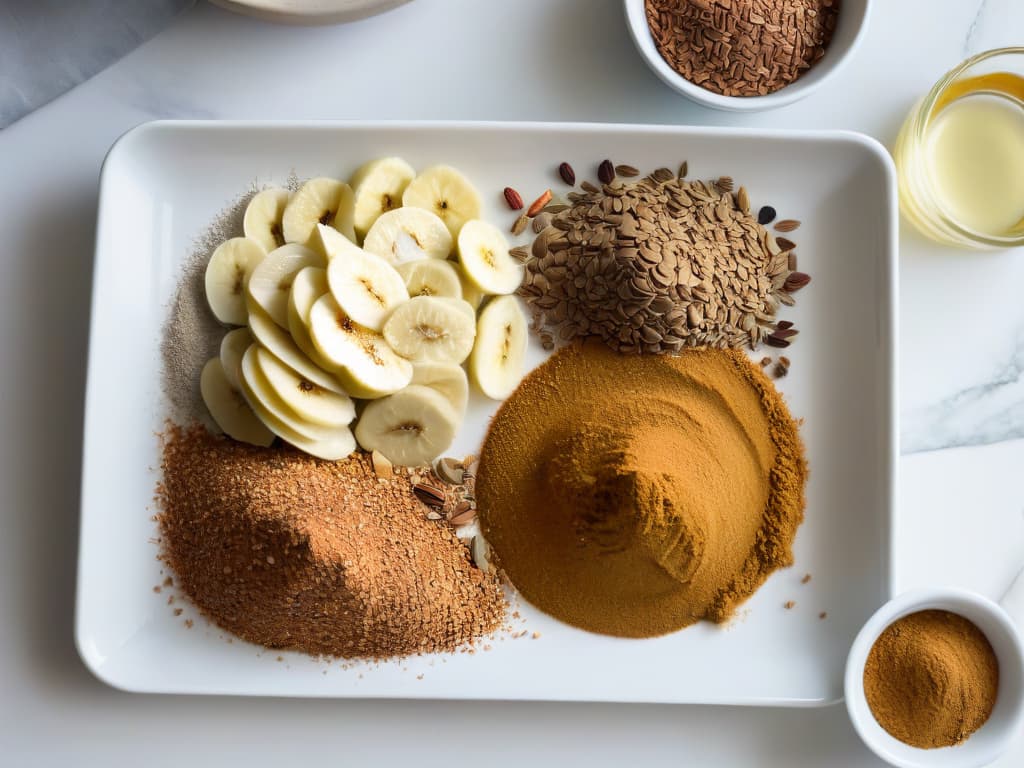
2, 0, 1024, 765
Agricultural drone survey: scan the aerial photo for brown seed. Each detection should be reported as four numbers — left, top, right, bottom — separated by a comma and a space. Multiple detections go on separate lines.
774, 219, 801, 232
509, 245, 530, 263
413, 482, 446, 509
765, 335, 791, 349
819, 612, 828, 620
678, 160, 688, 179
558, 162, 576, 185
511, 213, 529, 235
776, 236, 796, 252
716, 176, 734, 193
503, 186, 524, 210
615, 164, 640, 177
784, 601, 796, 610
527, 189, 552, 217
783, 272, 811, 292
760, 357, 771, 367
597, 159, 615, 184
801, 573, 811, 584
450, 505, 477, 526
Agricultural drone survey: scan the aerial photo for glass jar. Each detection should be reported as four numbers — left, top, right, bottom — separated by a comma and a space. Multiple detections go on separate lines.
894, 47, 1024, 249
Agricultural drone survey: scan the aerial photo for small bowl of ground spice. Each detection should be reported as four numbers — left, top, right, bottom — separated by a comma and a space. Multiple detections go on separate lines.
625, 0, 871, 112
845, 588, 1024, 768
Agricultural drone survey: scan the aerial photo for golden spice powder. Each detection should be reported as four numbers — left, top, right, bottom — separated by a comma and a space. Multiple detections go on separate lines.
476, 341, 807, 638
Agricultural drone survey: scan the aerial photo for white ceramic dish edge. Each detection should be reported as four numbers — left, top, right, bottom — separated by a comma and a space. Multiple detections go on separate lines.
845, 588, 1024, 768
623, 0, 873, 113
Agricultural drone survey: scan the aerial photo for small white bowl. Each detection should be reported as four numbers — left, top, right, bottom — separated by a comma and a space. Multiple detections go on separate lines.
623, 0, 872, 112
845, 588, 1024, 768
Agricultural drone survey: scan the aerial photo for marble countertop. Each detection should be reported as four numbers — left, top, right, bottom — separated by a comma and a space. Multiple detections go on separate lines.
2, 0, 1024, 765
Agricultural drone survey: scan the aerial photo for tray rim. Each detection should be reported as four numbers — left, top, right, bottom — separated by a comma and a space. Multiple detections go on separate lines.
75, 119, 899, 705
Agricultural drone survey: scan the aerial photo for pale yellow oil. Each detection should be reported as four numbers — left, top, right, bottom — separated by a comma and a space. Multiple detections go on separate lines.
925, 73, 1024, 236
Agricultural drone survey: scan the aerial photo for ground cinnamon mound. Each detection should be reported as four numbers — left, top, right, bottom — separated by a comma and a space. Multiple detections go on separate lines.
157, 424, 505, 659
476, 341, 807, 638
645, 0, 840, 97
864, 610, 999, 749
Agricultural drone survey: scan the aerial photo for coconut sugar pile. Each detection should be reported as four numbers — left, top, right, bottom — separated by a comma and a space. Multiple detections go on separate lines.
157, 424, 505, 659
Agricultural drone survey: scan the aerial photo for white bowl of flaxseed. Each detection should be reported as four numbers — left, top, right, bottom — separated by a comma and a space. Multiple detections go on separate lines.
624, 0, 871, 112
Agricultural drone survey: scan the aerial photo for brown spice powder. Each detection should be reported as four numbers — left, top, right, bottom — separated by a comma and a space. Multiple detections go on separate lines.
645, 0, 840, 97
476, 341, 807, 637
157, 424, 505, 659
864, 610, 999, 749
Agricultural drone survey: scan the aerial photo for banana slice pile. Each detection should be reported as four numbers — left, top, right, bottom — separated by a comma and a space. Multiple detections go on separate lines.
199, 158, 529, 467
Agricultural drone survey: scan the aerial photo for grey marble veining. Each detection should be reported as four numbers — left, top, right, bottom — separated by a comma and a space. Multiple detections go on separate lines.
0, 0, 193, 128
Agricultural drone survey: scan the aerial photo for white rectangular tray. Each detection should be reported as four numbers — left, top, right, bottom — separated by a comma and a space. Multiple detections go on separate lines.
76, 121, 897, 705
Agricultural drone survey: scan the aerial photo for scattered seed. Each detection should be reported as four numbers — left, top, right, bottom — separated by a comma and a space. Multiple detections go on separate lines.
776, 236, 796, 251
450, 506, 477, 526
527, 189, 552, 217
774, 219, 801, 232
783, 272, 811, 292
758, 206, 776, 225
542, 204, 569, 214
760, 356, 772, 367
615, 164, 640, 177
435, 457, 465, 485
787, 252, 798, 271
413, 482, 446, 509
784, 601, 796, 610
765, 335, 791, 349
801, 573, 811, 584
371, 450, 393, 478
773, 359, 790, 378
503, 186, 524, 210
597, 159, 615, 184
509, 245, 530, 264
678, 160, 688, 179
558, 162, 576, 186
819, 612, 828, 620
715, 176, 734, 193
511, 213, 529, 235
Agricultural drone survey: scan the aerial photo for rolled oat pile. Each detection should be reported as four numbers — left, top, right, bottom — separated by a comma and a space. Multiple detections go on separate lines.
518, 170, 807, 354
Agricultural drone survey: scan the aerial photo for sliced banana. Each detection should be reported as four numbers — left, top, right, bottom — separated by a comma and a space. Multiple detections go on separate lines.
457, 219, 524, 295
200, 357, 274, 447
320, 224, 408, 331
441, 296, 477, 323
238, 347, 356, 461
220, 327, 254, 390
282, 177, 355, 248
412, 362, 469, 416
286, 266, 337, 371
354, 384, 460, 467
308, 294, 413, 399
469, 294, 528, 400
253, 345, 355, 428
349, 156, 416, 241
402, 165, 482, 239
247, 303, 348, 395
239, 345, 323, 440
456, 264, 486, 309
243, 187, 290, 254
204, 237, 266, 325
246, 243, 325, 329
397, 258, 463, 299
363, 207, 453, 264
383, 295, 476, 365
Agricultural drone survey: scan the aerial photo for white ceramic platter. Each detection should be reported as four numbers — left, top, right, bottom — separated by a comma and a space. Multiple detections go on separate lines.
76, 121, 897, 705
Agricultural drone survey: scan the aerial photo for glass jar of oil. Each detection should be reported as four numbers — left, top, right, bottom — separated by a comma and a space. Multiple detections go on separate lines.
895, 47, 1024, 249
